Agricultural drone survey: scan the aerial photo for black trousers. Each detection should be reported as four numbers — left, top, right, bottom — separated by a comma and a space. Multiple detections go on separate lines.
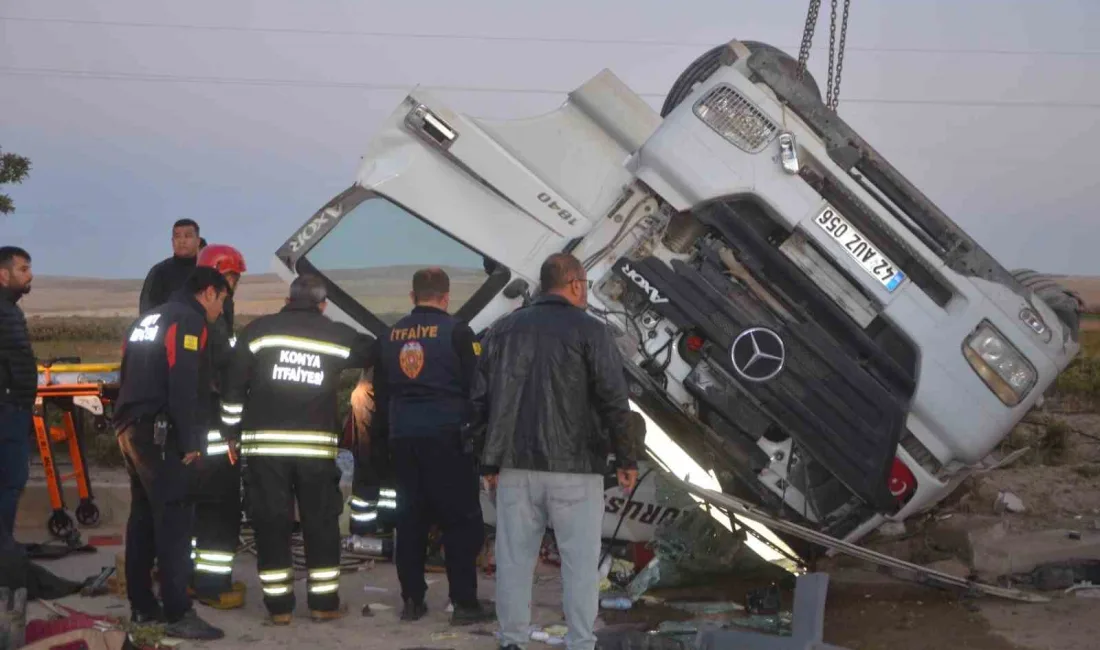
190, 453, 242, 596
392, 435, 484, 607
117, 422, 194, 622
246, 456, 343, 615
350, 436, 397, 538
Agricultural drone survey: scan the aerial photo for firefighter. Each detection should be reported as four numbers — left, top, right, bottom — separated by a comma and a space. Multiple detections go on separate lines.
189, 244, 248, 609
221, 273, 374, 625
370, 267, 493, 625
111, 267, 229, 640
347, 375, 398, 549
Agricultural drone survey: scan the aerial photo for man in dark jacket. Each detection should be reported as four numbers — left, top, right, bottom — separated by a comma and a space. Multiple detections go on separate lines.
368, 267, 493, 626
113, 267, 229, 640
138, 219, 201, 314
0, 246, 35, 553
471, 252, 638, 650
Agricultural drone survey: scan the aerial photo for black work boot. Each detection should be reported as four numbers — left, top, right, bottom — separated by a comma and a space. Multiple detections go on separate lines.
451, 599, 496, 626
164, 609, 225, 640
400, 598, 428, 621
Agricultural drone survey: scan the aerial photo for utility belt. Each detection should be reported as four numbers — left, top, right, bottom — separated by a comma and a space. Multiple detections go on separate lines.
238, 429, 340, 459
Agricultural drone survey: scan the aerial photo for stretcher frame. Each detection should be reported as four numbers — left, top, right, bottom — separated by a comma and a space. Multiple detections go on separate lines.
33, 360, 120, 539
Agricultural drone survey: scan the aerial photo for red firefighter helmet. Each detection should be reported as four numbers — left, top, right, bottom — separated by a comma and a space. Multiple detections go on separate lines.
197, 244, 247, 277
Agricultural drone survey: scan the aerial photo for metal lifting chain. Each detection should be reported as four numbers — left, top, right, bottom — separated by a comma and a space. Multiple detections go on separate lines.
796, 0, 822, 80
826, 0, 852, 111
797, 0, 852, 112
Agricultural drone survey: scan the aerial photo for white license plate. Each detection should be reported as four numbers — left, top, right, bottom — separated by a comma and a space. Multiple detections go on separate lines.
812, 205, 906, 292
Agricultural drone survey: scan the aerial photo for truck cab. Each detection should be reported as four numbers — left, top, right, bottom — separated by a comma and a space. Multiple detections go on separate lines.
272, 39, 1082, 545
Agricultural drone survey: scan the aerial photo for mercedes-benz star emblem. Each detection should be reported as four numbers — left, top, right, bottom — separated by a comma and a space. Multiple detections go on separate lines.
730, 327, 785, 382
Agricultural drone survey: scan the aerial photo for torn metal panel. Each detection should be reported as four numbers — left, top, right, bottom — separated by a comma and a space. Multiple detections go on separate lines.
668, 472, 1050, 603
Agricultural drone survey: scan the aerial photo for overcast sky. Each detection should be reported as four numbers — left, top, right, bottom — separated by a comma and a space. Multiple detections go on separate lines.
1, 0, 1097, 279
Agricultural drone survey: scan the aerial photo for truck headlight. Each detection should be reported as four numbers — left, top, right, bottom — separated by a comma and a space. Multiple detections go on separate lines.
693, 84, 778, 154
962, 321, 1037, 407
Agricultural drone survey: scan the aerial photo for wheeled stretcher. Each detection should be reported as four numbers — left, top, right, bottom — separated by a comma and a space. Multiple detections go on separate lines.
34, 358, 120, 539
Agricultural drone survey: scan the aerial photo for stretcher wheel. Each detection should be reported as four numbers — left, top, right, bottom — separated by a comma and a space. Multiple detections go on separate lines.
48, 510, 75, 539
76, 501, 101, 527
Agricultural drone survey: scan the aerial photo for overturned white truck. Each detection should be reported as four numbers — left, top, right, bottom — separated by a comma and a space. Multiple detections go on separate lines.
273, 40, 1083, 549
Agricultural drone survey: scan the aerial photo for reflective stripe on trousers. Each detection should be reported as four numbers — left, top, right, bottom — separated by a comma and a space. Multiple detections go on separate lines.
259, 568, 294, 598
191, 536, 235, 576
308, 566, 341, 595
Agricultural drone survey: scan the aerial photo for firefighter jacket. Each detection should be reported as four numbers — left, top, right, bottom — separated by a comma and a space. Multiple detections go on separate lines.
112, 292, 213, 455
201, 299, 235, 457
221, 303, 374, 459
373, 306, 480, 440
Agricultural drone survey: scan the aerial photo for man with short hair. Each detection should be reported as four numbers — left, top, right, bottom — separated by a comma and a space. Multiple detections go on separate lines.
471, 252, 638, 650
139, 219, 202, 314
0, 246, 35, 553
113, 266, 230, 640
222, 274, 374, 625
367, 267, 493, 625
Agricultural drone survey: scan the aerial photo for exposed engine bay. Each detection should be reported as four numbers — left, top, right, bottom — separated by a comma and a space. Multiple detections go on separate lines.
580, 189, 935, 540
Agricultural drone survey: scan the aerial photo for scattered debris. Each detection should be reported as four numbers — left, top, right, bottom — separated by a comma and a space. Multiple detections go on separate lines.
670, 473, 1049, 603
745, 585, 782, 616
994, 491, 1026, 514
599, 596, 633, 611
666, 601, 744, 616
877, 521, 908, 538
529, 624, 567, 646
977, 446, 1031, 472
0, 587, 28, 650
1065, 581, 1100, 598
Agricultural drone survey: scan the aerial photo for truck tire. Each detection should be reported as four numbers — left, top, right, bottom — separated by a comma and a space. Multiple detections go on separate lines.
1011, 269, 1085, 340
661, 41, 823, 118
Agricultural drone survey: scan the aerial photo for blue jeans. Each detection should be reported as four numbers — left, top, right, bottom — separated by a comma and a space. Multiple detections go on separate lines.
0, 405, 32, 544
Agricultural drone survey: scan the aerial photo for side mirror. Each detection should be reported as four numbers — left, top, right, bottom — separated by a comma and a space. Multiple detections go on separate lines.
502, 278, 530, 301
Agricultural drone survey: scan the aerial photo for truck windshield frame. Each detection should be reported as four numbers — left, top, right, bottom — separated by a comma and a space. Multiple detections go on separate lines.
279, 185, 510, 335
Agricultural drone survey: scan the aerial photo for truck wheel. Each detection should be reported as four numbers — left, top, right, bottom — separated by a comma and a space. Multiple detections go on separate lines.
1011, 269, 1085, 340
661, 41, 824, 118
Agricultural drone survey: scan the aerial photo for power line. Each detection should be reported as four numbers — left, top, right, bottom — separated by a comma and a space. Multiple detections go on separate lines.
3, 15, 1100, 57
3, 65, 1100, 110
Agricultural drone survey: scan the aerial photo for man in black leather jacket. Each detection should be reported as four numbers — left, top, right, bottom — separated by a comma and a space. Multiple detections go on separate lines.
0, 246, 35, 553
471, 252, 638, 650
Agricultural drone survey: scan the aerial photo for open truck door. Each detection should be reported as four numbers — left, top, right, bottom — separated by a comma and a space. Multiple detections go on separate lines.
271, 70, 662, 338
